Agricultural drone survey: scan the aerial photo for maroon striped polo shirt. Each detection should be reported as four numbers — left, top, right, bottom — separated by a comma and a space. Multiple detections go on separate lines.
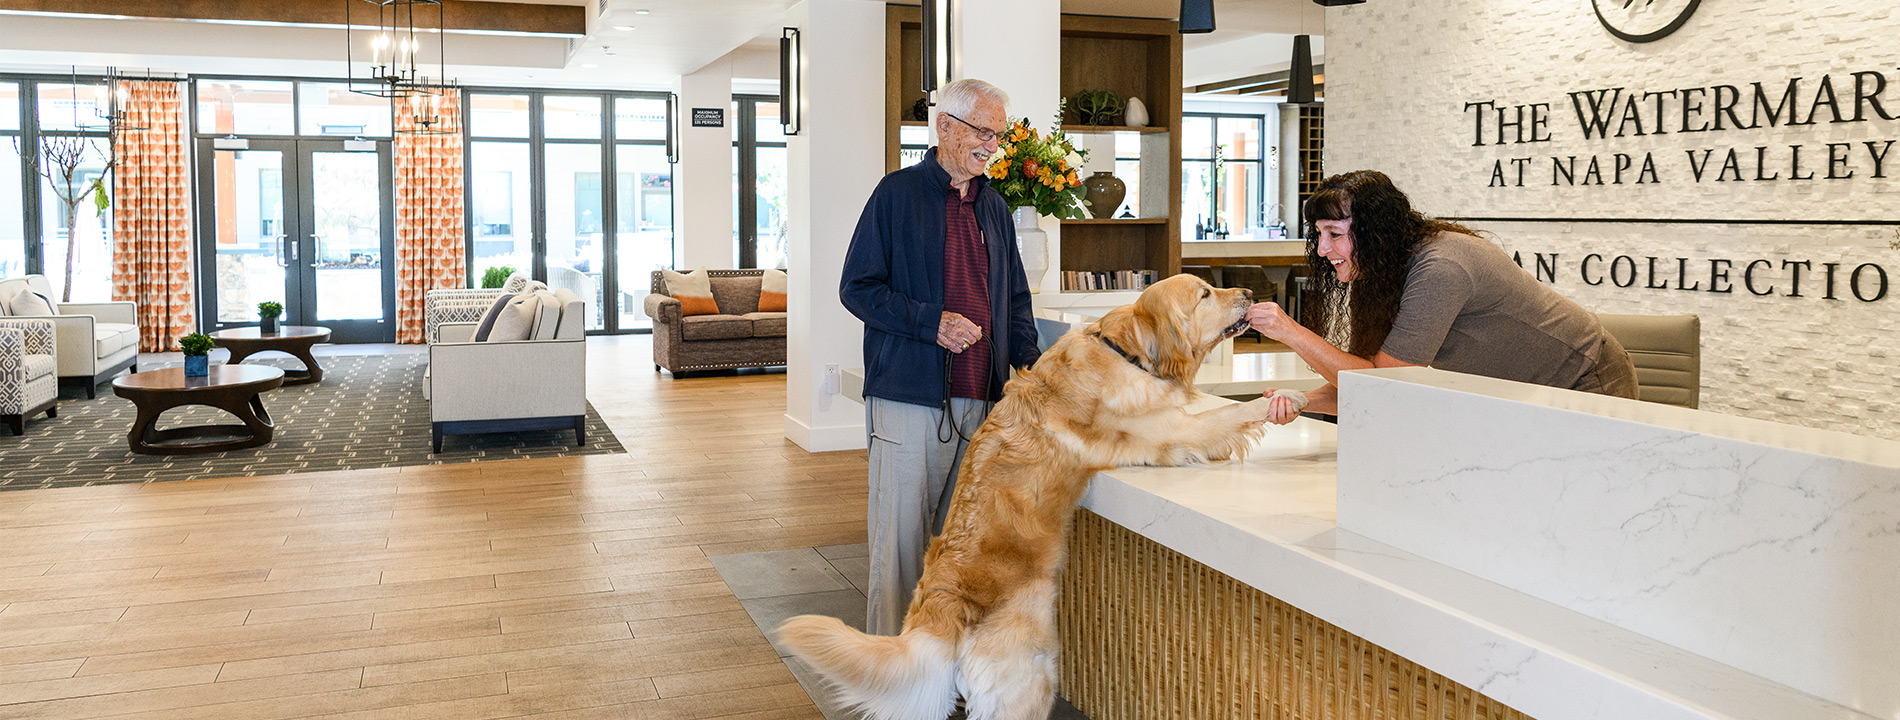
943, 184, 992, 400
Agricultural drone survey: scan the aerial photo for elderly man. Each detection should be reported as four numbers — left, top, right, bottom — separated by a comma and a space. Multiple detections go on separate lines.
839, 78, 1042, 636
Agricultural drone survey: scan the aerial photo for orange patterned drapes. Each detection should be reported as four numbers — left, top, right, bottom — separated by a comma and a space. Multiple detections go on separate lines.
393, 90, 467, 343
110, 79, 195, 353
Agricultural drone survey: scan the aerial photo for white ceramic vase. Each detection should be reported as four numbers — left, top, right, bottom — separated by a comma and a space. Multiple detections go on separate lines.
1013, 207, 1047, 294
1124, 97, 1149, 127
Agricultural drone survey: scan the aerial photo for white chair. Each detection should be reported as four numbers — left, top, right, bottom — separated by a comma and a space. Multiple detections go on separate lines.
0, 275, 138, 398
0, 318, 58, 435
425, 288, 587, 453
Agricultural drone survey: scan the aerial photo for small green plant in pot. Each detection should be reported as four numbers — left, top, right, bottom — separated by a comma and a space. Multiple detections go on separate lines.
257, 301, 284, 334
178, 333, 216, 377
481, 265, 517, 289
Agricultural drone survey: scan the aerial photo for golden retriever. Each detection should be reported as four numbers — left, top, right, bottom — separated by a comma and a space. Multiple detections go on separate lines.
778, 274, 1296, 720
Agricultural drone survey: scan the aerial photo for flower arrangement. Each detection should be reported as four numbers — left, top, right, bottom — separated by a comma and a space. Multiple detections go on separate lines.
985, 104, 1090, 219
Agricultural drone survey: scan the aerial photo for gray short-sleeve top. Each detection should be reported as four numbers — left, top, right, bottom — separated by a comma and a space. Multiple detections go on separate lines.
1380, 232, 1612, 389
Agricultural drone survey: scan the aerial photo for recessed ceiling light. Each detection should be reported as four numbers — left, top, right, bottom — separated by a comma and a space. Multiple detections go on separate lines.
634, 9, 650, 14
582, 63, 599, 68
612, 25, 635, 31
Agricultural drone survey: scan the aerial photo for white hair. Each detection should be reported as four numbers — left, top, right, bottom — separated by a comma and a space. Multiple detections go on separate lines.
935, 78, 1008, 122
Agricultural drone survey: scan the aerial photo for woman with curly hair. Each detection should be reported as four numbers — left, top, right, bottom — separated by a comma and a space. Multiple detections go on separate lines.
1246, 170, 1637, 424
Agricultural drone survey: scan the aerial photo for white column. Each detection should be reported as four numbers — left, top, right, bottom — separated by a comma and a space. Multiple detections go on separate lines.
672, 58, 735, 270
953, 0, 1062, 294
783, 0, 884, 452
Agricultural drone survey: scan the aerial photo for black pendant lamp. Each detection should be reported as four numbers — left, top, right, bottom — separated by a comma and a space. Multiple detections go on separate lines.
1180, 0, 1215, 34
1288, 34, 1315, 104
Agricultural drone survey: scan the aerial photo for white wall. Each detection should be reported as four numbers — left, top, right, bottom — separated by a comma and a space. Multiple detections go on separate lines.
672, 58, 736, 271
783, 0, 885, 452
955, 0, 1062, 293
1325, 0, 1900, 439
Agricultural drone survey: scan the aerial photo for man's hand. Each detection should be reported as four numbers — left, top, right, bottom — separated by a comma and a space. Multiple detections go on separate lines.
938, 312, 981, 353
1246, 302, 1299, 342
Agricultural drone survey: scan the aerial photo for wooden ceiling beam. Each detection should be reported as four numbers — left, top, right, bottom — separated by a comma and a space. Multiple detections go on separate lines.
0, 0, 587, 36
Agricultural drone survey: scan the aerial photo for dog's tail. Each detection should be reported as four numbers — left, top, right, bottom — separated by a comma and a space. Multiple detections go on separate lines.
776, 614, 959, 720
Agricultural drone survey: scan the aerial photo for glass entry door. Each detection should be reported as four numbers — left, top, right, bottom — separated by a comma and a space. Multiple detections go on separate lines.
197, 139, 395, 343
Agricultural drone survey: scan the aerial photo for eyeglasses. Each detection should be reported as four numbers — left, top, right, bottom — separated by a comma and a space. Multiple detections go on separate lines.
943, 112, 1003, 143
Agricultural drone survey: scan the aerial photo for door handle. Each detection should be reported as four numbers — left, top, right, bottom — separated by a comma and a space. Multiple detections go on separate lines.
272, 234, 288, 267
310, 234, 324, 265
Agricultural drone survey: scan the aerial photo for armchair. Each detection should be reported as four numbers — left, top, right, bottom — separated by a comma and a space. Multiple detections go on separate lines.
425, 288, 587, 453
0, 318, 59, 435
422, 272, 537, 343
0, 275, 138, 398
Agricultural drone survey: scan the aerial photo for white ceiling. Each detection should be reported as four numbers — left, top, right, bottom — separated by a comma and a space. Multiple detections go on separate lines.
0, 0, 1320, 93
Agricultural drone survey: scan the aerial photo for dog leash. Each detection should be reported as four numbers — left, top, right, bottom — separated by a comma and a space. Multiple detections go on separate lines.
938, 327, 989, 444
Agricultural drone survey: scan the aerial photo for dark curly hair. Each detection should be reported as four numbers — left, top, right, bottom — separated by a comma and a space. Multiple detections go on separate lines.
1302, 170, 1477, 359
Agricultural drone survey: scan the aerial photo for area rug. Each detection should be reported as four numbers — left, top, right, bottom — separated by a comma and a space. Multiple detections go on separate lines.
0, 353, 625, 490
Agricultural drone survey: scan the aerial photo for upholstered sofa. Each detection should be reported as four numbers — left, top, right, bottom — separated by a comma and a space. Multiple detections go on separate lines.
0, 275, 138, 397
0, 318, 58, 435
425, 287, 588, 453
642, 269, 786, 375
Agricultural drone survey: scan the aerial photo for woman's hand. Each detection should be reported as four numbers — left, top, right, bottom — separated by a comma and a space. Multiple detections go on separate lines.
1246, 302, 1299, 341
1262, 387, 1302, 425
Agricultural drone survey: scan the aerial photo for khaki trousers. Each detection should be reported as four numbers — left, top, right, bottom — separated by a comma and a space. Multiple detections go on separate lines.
863, 395, 991, 636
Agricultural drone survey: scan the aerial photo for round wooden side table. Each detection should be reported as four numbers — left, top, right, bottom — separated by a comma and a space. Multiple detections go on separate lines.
111, 365, 286, 455
209, 326, 332, 386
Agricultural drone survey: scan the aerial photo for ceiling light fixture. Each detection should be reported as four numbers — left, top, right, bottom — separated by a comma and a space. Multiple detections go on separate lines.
582, 63, 599, 68
346, 0, 447, 98
397, 81, 461, 135
612, 25, 635, 31
634, 9, 650, 14
1179, 0, 1215, 33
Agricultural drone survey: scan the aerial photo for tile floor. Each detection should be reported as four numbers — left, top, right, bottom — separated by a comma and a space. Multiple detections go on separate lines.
709, 543, 1088, 720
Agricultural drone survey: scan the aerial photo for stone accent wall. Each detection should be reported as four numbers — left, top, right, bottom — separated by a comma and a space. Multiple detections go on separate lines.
1325, 0, 1900, 438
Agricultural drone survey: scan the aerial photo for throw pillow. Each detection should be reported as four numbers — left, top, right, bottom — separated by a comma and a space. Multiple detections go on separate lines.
663, 267, 719, 316
528, 290, 562, 340
471, 292, 515, 342
6, 287, 56, 317
485, 292, 542, 342
758, 269, 788, 312
502, 272, 532, 293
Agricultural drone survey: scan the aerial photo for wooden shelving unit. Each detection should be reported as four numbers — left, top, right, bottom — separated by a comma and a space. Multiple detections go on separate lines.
1297, 104, 1325, 212
883, 9, 1184, 291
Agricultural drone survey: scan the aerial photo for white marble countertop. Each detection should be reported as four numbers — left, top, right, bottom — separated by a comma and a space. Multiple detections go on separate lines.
1083, 394, 1874, 720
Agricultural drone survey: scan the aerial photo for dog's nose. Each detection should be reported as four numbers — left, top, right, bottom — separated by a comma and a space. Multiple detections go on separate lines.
1239, 288, 1254, 302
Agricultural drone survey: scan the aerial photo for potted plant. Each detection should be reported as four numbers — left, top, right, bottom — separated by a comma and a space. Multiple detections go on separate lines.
257, 301, 284, 334
481, 265, 517, 289
178, 333, 216, 377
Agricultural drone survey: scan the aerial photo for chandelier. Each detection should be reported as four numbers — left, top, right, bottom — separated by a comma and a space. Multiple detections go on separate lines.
347, 0, 446, 98
397, 81, 461, 136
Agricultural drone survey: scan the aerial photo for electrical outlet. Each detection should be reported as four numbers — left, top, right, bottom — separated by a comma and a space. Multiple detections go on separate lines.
822, 364, 841, 394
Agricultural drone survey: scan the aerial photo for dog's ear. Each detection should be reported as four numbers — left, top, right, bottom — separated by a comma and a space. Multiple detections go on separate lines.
1134, 282, 1199, 384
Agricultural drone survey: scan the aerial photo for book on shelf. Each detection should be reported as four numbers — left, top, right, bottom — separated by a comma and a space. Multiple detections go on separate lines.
1060, 269, 1161, 292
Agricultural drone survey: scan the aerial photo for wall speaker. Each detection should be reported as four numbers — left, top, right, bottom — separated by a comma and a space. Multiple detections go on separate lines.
1313, 0, 1366, 6
1180, 0, 1215, 34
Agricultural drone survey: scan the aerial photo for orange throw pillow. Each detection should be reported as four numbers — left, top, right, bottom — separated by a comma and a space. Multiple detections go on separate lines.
758, 269, 788, 312
662, 267, 719, 316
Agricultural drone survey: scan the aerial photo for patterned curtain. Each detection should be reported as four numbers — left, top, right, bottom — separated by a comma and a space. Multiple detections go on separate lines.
392, 89, 467, 343
109, 79, 195, 353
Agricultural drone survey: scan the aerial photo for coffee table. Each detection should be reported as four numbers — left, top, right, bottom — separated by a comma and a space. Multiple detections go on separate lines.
209, 326, 332, 386
111, 365, 286, 455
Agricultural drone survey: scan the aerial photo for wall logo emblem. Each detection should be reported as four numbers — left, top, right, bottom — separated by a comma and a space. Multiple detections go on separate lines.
1591, 0, 1699, 43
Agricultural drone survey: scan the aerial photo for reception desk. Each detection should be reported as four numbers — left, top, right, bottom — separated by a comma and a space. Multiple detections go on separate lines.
1057, 369, 1889, 720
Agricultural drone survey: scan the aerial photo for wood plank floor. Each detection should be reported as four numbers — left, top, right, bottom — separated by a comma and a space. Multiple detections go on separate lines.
0, 340, 863, 720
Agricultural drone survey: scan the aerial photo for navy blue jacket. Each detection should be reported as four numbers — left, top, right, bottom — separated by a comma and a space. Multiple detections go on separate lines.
840, 148, 1041, 407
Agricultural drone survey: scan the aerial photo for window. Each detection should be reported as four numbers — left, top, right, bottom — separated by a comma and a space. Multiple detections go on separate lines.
5, 76, 117, 302
464, 90, 674, 333
196, 79, 296, 136
1182, 113, 1269, 241
731, 95, 788, 269
0, 82, 24, 281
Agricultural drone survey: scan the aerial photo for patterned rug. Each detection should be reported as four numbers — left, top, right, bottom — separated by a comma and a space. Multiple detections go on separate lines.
0, 353, 625, 490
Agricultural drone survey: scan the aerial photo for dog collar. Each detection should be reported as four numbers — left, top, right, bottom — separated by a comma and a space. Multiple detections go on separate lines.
1098, 335, 1155, 375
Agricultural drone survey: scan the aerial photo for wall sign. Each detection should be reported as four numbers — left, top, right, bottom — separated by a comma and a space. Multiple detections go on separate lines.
1511, 250, 1891, 302
1591, 0, 1700, 43
691, 108, 725, 127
